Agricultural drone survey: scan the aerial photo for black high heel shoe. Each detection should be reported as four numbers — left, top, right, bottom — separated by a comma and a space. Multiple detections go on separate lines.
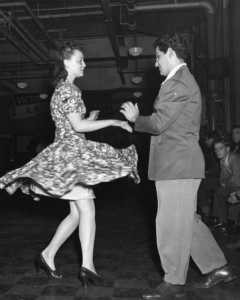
35, 253, 62, 279
79, 267, 103, 288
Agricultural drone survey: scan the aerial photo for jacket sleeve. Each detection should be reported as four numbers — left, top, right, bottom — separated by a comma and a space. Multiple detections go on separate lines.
134, 79, 190, 135
206, 154, 220, 177
222, 158, 240, 191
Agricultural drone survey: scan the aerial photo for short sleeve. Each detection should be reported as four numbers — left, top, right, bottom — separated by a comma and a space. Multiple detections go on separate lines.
60, 84, 81, 114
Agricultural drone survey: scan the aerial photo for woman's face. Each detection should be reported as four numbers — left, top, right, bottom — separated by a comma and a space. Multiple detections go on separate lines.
64, 49, 86, 79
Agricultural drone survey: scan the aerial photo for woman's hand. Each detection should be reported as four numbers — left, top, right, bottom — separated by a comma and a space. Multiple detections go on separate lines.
88, 110, 100, 121
112, 120, 133, 133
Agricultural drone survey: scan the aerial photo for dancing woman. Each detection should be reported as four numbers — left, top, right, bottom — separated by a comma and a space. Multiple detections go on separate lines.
0, 41, 139, 287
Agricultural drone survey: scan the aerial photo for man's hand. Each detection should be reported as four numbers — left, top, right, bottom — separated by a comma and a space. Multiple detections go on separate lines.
120, 102, 139, 123
228, 193, 240, 205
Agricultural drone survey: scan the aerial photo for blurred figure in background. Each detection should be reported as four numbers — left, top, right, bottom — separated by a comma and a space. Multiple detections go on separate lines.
210, 136, 240, 231
232, 125, 240, 154
197, 131, 221, 223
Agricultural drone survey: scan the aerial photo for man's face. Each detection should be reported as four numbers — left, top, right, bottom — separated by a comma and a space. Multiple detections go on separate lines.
232, 128, 240, 144
205, 137, 213, 148
155, 47, 171, 76
214, 142, 229, 160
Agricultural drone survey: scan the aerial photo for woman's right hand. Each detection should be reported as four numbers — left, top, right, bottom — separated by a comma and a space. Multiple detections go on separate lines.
112, 120, 133, 133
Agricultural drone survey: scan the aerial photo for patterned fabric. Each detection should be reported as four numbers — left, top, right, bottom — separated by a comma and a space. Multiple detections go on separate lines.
0, 79, 140, 198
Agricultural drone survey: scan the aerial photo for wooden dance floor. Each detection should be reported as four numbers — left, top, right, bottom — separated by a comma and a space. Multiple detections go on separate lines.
0, 178, 239, 300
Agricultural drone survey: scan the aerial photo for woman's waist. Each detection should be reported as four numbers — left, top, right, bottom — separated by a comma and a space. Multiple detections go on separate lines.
54, 131, 86, 141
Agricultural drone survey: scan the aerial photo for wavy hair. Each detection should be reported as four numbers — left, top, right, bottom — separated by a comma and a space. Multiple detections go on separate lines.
153, 33, 189, 61
52, 41, 84, 86
213, 135, 231, 148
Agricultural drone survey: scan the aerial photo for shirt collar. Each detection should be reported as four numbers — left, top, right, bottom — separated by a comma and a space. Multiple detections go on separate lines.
223, 153, 229, 166
161, 63, 186, 85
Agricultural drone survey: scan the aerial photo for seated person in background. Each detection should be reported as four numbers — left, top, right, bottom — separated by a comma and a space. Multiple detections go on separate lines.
232, 125, 240, 154
210, 136, 240, 230
227, 190, 240, 250
197, 131, 221, 223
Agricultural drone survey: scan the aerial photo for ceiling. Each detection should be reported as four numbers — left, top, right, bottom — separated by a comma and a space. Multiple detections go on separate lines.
0, 0, 214, 90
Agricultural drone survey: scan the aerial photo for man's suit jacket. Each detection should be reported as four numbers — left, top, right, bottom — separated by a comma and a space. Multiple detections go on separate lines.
219, 152, 240, 193
135, 65, 205, 181
233, 145, 240, 155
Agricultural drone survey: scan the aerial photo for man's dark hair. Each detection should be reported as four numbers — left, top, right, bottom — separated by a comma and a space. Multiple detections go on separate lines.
232, 125, 240, 131
153, 33, 189, 61
213, 135, 231, 148
52, 41, 84, 86
205, 131, 221, 141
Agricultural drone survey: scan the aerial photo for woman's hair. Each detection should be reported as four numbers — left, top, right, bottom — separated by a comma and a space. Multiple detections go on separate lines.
153, 33, 189, 61
52, 41, 84, 86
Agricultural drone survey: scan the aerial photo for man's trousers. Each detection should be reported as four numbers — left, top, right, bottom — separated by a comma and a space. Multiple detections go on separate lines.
155, 179, 227, 285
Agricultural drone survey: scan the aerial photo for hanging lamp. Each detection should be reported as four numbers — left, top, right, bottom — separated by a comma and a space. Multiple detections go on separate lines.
131, 58, 142, 84
129, 35, 143, 57
17, 54, 28, 89
133, 91, 142, 97
39, 77, 48, 99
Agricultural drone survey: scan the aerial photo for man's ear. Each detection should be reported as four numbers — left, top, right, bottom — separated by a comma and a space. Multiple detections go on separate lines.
168, 47, 174, 58
227, 146, 230, 153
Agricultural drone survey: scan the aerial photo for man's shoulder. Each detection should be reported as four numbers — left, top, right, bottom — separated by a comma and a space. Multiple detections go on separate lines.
173, 65, 191, 79
229, 152, 240, 163
166, 66, 199, 93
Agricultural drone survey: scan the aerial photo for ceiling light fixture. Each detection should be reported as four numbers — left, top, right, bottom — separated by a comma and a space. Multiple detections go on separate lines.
131, 56, 143, 84
129, 34, 143, 57
17, 54, 28, 89
17, 82, 28, 89
39, 77, 48, 99
131, 76, 142, 84
133, 91, 142, 97
39, 93, 48, 99
129, 46, 143, 56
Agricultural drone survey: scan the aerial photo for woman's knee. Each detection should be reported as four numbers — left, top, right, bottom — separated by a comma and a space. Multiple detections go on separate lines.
75, 198, 95, 218
69, 201, 80, 219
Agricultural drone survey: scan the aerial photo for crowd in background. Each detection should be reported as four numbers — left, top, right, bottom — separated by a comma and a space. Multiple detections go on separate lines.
197, 125, 240, 251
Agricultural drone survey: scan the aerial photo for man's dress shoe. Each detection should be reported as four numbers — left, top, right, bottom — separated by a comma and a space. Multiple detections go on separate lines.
193, 264, 237, 289
209, 220, 227, 231
143, 281, 185, 299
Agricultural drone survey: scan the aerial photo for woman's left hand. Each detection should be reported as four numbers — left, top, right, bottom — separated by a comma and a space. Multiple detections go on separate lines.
88, 110, 100, 121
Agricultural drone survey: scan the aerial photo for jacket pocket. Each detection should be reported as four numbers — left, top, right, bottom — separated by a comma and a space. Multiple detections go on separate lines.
157, 140, 179, 145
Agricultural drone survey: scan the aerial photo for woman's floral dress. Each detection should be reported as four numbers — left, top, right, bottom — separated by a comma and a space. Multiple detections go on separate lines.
0, 79, 140, 200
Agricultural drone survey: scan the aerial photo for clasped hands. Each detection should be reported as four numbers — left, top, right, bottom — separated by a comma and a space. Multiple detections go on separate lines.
88, 102, 139, 133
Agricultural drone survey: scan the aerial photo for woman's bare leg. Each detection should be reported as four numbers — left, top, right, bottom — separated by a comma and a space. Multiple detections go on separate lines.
42, 201, 80, 270
74, 198, 96, 273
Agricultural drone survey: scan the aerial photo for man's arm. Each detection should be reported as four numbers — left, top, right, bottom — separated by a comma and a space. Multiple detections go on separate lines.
223, 157, 240, 191
132, 80, 190, 135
